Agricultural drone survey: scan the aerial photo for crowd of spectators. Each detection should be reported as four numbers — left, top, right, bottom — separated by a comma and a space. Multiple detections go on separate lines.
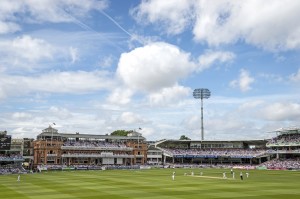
36, 164, 139, 171
260, 158, 300, 169
0, 164, 27, 175
63, 141, 128, 149
267, 133, 300, 146
0, 154, 26, 174
167, 163, 255, 169
62, 152, 132, 157
104, 165, 140, 170
0, 154, 24, 161
266, 149, 300, 153
162, 148, 266, 158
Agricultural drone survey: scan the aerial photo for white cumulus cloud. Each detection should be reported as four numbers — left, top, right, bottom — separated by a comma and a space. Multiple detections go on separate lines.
258, 102, 300, 121
117, 42, 196, 92
119, 112, 145, 125
230, 69, 254, 92
133, 0, 300, 51
0, 35, 55, 70
131, 0, 195, 35
148, 85, 191, 106
198, 50, 235, 71
107, 88, 134, 105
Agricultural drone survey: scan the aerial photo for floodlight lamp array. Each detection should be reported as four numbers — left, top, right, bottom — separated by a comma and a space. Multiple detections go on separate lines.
193, 88, 211, 99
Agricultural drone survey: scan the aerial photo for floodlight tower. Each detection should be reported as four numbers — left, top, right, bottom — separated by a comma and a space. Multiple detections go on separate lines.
193, 88, 211, 141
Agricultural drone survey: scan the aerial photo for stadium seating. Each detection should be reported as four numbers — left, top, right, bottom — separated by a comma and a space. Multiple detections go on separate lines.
267, 133, 300, 146
161, 148, 266, 158
260, 158, 300, 169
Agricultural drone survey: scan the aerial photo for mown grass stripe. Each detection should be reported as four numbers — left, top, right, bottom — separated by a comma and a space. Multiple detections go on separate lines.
0, 169, 299, 199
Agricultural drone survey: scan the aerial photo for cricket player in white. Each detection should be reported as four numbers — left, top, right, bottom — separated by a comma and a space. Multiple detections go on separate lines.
172, 171, 175, 180
223, 172, 227, 179
17, 175, 20, 182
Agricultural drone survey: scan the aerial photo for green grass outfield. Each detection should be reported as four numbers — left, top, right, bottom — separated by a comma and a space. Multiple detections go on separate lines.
0, 168, 300, 199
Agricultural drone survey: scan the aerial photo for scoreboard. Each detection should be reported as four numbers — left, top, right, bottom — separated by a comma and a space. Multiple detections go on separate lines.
0, 134, 11, 150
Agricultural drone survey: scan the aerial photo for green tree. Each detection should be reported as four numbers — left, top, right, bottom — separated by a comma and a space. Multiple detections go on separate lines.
110, 130, 130, 136
179, 135, 191, 140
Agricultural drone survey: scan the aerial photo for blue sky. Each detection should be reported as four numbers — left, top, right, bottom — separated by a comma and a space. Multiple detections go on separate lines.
1, 0, 300, 141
